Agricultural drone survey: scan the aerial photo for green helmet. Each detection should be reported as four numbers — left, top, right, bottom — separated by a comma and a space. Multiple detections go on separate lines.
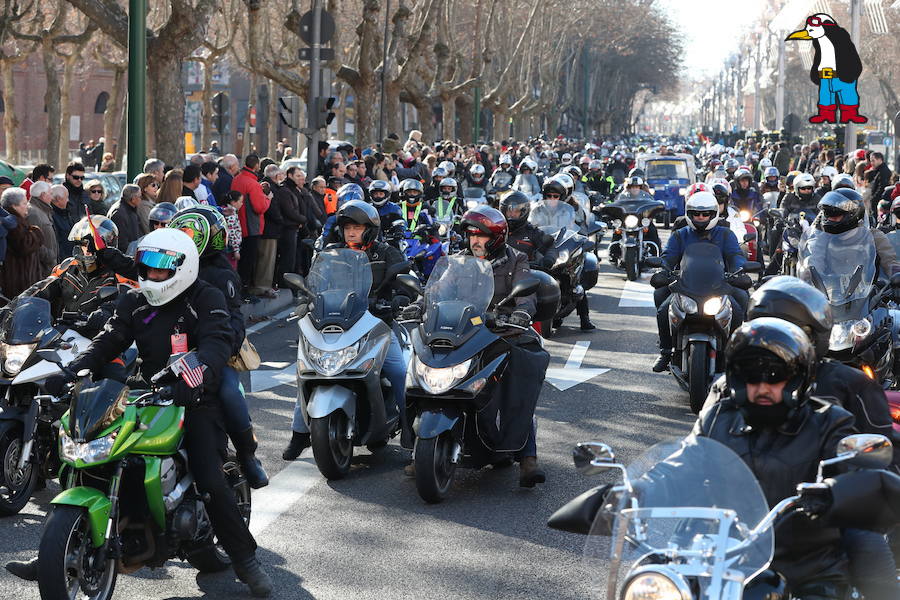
168, 206, 228, 258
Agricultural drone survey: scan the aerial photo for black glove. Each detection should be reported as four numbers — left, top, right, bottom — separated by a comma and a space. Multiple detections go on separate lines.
399, 304, 423, 322
508, 310, 531, 327
171, 379, 202, 408
84, 309, 107, 333
44, 371, 77, 397
798, 483, 833, 520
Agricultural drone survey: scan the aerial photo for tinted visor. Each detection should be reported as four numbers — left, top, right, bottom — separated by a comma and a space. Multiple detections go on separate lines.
135, 248, 185, 271
732, 357, 793, 384
687, 210, 716, 219
822, 205, 848, 219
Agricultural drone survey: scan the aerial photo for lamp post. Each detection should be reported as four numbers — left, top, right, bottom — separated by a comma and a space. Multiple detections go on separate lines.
126, 0, 146, 180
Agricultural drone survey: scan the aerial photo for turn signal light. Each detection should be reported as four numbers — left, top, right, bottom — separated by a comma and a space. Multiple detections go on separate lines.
861, 365, 875, 379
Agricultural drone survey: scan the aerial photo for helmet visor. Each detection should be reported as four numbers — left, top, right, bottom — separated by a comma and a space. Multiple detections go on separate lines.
136, 248, 185, 271
732, 356, 792, 384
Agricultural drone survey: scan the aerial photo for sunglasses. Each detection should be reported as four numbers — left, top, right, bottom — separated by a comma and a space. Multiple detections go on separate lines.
70, 175, 84, 180
89, 189, 103, 194
798, 186, 814, 191
544, 193, 560, 199
688, 210, 716, 218
735, 360, 792, 384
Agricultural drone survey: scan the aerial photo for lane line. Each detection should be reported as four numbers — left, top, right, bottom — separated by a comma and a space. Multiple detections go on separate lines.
249, 459, 321, 537
618, 276, 655, 308
246, 308, 295, 334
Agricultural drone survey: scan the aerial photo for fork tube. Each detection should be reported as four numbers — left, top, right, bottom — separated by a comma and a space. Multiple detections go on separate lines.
103, 460, 125, 545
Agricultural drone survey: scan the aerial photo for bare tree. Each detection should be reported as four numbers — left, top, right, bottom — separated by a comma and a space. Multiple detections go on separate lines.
0, 0, 38, 163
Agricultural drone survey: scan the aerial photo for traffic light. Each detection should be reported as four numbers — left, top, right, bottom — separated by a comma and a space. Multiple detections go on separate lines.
212, 92, 229, 133
278, 96, 300, 130
313, 96, 336, 130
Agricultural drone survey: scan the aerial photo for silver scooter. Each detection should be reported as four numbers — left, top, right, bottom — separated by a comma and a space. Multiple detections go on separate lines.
284, 249, 420, 480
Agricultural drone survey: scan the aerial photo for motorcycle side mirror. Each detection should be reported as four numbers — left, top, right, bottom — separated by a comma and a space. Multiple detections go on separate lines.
890, 272, 900, 288
573, 442, 618, 475
768, 208, 783, 219
97, 286, 118, 302
283, 273, 311, 297
496, 277, 540, 308
394, 273, 423, 299
743, 232, 757, 242
836, 434, 893, 469
742, 261, 762, 273
644, 256, 664, 268
36, 349, 63, 366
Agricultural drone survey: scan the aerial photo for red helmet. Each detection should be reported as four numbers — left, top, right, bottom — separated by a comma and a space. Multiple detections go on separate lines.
461, 205, 508, 259
685, 182, 709, 198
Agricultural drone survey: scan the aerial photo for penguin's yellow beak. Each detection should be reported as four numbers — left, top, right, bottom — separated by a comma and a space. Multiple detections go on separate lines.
786, 29, 812, 40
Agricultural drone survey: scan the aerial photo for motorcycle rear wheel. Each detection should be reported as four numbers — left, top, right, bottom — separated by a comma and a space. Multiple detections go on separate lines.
414, 433, 457, 504
625, 247, 640, 281
311, 412, 353, 480
688, 342, 709, 414
0, 420, 38, 516
38, 505, 117, 600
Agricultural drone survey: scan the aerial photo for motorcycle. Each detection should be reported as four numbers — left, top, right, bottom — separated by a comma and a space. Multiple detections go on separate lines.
647, 249, 758, 413
533, 227, 599, 336
601, 191, 666, 281
462, 187, 490, 210
383, 220, 443, 282
402, 255, 558, 503
284, 249, 421, 480
35, 350, 250, 600
548, 433, 893, 600
0, 294, 113, 516
766, 209, 813, 277
798, 226, 894, 386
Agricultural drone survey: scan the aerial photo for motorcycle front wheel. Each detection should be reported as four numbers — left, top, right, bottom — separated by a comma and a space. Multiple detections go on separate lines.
0, 420, 38, 516
38, 505, 117, 600
414, 433, 457, 504
311, 412, 353, 480
688, 342, 710, 414
624, 246, 640, 281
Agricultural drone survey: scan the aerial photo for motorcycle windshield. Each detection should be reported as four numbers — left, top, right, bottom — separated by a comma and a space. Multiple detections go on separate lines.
677, 242, 726, 294
307, 248, 373, 329
0, 296, 53, 344
512, 174, 540, 196
611, 192, 665, 217
645, 159, 689, 181
491, 172, 513, 190
422, 255, 494, 341
798, 227, 875, 308
585, 436, 773, 600
531, 203, 576, 233
68, 379, 129, 442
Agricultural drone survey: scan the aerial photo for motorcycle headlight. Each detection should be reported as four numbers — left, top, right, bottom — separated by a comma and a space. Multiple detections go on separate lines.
612, 219, 622, 228
740, 209, 751, 222
641, 217, 651, 227
851, 318, 872, 338
553, 249, 571, 269
624, 215, 639, 229
829, 319, 871, 351
702, 296, 723, 315
674, 294, 698, 314
414, 357, 472, 395
678, 188, 687, 196
59, 430, 116, 465
439, 223, 448, 236
622, 569, 690, 600
1, 343, 36, 375
305, 340, 361, 376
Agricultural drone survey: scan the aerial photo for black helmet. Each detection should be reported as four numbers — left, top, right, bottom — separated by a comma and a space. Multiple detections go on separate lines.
748, 276, 833, 359
725, 317, 816, 420
818, 189, 864, 234
168, 206, 228, 258
336, 199, 381, 247
460, 205, 508, 259
541, 178, 566, 199
148, 202, 177, 229
498, 191, 531, 231
399, 179, 424, 205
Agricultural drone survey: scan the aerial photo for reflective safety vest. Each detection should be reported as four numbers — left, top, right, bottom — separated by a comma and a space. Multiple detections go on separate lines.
434, 197, 456, 220
401, 201, 424, 229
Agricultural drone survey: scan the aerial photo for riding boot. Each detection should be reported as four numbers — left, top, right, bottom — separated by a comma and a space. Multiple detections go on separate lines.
231, 427, 269, 489
282, 431, 311, 461
579, 315, 596, 331
652, 350, 671, 373
5, 557, 38, 581
808, 104, 837, 124
519, 456, 546, 488
232, 554, 273, 598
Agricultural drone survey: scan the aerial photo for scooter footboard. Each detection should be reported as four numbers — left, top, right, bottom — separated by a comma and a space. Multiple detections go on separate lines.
307, 385, 357, 421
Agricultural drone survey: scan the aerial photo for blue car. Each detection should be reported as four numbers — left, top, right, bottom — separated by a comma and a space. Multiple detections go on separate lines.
636, 153, 696, 228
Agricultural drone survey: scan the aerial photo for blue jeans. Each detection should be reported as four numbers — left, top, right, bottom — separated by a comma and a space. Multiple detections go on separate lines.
818, 77, 860, 106
843, 528, 899, 600
515, 418, 538, 459
219, 365, 251, 433
291, 330, 408, 433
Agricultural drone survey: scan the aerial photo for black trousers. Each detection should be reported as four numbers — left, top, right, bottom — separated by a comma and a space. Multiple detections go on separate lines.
296, 234, 314, 277
183, 404, 257, 561
238, 236, 259, 291
275, 230, 298, 286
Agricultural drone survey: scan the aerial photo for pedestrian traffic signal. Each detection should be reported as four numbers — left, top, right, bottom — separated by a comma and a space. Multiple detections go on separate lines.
212, 92, 229, 133
279, 96, 300, 130
313, 96, 336, 130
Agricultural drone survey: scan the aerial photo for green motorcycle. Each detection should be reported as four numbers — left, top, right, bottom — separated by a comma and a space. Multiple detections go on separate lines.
35, 351, 250, 600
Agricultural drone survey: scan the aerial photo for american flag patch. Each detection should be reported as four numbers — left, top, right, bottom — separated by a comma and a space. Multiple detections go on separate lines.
170, 353, 205, 388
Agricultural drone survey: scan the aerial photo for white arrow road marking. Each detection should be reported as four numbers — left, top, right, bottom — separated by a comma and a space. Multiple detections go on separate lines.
249, 362, 297, 393
249, 459, 321, 536
545, 341, 610, 391
246, 308, 295, 334
618, 275, 655, 308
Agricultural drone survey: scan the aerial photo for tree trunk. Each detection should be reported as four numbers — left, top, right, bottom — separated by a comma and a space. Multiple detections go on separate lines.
441, 95, 456, 141
58, 55, 75, 168
0, 60, 20, 163
147, 53, 187, 166
353, 78, 377, 148
244, 71, 258, 155
411, 96, 434, 143
336, 84, 348, 140
42, 41, 61, 168
458, 97, 473, 144
200, 60, 214, 153
267, 80, 278, 158
104, 66, 126, 158
385, 81, 402, 140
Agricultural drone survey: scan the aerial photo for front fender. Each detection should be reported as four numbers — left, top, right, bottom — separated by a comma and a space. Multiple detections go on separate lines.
51, 487, 111, 547
415, 409, 461, 440
307, 385, 357, 421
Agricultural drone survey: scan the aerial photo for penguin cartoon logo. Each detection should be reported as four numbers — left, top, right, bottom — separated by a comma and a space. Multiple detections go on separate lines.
786, 13, 867, 125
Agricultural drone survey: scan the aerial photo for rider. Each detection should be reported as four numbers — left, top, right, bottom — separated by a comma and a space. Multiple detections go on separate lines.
730, 168, 763, 214
7, 229, 273, 596
430, 177, 462, 219
283, 200, 411, 461
466, 163, 488, 190
817, 189, 900, 275
529, 178, 576, 233
581, 159, 608, 195
500, 191, 553, 266
760, 166, 781, 194
693, 317, 859, 600
816, 165, 838, 197
781, 172, 820, 215
168, 206, 269, 489
398, 178, 434, 237
425, 166, 448, 202
652, 191, 747, 372
368, 179, 402, 236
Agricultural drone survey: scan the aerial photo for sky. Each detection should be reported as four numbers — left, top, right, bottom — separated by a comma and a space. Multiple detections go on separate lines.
658, 0, 766, 78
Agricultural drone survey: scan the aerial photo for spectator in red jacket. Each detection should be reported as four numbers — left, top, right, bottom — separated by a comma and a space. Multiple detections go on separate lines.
230, 154, 271, 296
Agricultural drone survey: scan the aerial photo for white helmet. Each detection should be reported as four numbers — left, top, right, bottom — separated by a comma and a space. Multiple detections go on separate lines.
555, 173, 575, 198
135, 229, 199, 306
438, 160, 456, 176
819, 165, 838, 179
759, 158, 772, 168
175, 196, 201, 211
439, 177, 458, 199
793, 172, 815, 192
499, 154, 512, 166
832, 173, 855, 190
469, 163, 485, 180
684, 191, 719, 231
561, 153, 572, 165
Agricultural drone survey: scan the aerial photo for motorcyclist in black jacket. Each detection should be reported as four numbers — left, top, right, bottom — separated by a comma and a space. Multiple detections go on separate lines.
168, 206, 269, 489
703, 276, 899, 600
694, 317, 856, 599
282, 200, 411, 461
5, 229, 272, 596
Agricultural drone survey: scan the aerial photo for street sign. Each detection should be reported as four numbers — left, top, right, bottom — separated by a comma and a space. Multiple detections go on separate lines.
299, 47, 335, 61
299, 10, 335, 45
249, 106, 257, 127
